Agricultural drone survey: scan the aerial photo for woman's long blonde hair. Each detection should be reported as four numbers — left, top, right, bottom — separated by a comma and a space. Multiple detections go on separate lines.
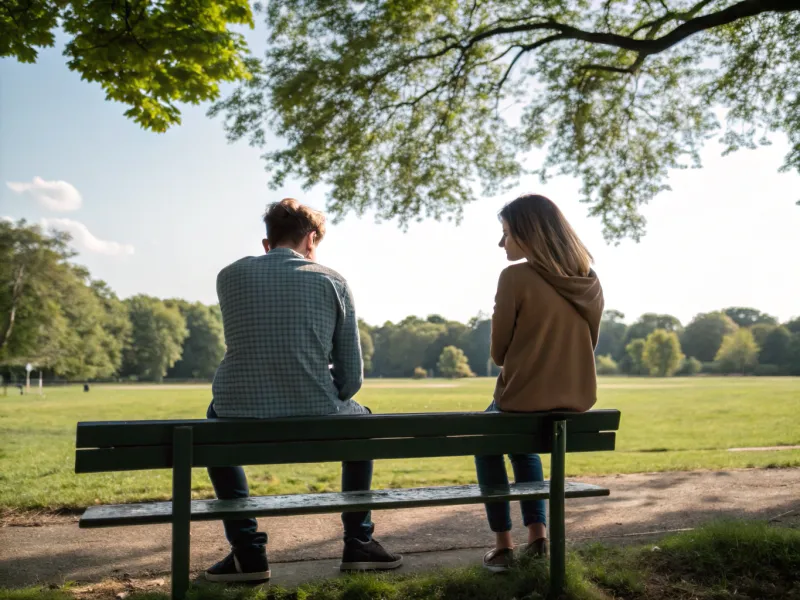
500, 195, 593, 277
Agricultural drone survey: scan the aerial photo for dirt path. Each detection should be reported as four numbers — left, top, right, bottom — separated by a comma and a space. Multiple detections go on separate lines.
1, 468, 798, 589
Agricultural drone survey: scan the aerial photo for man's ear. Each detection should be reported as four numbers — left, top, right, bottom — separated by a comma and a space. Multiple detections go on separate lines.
262, 239, 270, 254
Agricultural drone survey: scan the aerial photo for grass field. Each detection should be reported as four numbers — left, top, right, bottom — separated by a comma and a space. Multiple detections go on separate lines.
1, 377, 799, 511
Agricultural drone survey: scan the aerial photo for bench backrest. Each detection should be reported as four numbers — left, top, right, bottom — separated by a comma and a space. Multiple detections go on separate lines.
75, 410, 621, 474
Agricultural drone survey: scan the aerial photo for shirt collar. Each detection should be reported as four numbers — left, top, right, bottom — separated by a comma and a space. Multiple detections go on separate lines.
268, 247, 305, 259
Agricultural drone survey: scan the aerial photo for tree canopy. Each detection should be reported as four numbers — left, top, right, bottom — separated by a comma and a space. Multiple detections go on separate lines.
213, 0, 800, 240
1, 0, 258, 131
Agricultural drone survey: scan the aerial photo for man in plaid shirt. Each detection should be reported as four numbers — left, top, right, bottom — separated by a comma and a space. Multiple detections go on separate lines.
205, 199, 402, 583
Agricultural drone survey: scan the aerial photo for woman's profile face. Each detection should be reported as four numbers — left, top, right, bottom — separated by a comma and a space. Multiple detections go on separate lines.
499, 218, 526, 262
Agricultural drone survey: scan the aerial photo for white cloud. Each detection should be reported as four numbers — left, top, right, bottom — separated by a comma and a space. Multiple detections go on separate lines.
1, 216, 14, 223
6, 177, 83, 211
41, 218, 135, 257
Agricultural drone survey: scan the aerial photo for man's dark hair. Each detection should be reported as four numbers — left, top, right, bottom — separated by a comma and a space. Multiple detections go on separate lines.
263, 198, 326, 247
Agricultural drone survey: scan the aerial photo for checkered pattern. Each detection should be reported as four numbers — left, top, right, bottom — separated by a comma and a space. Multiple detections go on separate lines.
211, 248, 365, 418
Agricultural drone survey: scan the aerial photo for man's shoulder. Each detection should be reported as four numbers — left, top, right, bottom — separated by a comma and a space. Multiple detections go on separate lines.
303, 262, 349, 286
217, 256, 261, 282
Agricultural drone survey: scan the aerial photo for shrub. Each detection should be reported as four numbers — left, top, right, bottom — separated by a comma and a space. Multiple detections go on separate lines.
753, 364, 782, 376
412, 367, 427, 379
677, 357, 702, 376
595, 354, 619, 375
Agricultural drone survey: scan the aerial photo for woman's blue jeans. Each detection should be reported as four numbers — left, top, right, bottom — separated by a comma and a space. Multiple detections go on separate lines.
474, 403, 547, 533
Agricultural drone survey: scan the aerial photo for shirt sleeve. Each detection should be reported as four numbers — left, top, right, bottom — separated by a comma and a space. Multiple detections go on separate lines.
330, 280, 364, 400
491, 268, 518, 367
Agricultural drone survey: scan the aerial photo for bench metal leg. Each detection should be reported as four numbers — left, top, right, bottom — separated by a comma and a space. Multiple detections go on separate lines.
549, 419, 567, 599
172, 426, 193, 600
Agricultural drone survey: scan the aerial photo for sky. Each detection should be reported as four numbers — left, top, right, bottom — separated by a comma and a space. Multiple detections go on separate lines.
1, 30, 800, 328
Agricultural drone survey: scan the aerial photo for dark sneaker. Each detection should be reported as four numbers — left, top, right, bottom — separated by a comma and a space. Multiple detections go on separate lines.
205, 548, 270, 583
520, 538, 548, 559
340, 538, 403, 571
483, 547, 514, 573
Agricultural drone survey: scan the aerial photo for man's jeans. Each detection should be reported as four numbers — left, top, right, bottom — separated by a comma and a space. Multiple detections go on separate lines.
474, 402, 547, 533
206, 402, 374, 555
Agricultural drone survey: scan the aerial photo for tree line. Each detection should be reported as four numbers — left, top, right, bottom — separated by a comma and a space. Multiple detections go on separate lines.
2, 220, 799, 383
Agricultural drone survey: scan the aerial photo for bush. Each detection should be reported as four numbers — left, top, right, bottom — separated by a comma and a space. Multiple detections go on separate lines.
412, 367, 427, 379
701, 361, 720, 374
753, 364, 782, 376
677, 357, 702, 376
595, 354, 619, 375
437, 346, 475, 378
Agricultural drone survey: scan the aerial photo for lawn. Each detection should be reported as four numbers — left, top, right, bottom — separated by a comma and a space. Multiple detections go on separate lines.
0, 377, 799, 511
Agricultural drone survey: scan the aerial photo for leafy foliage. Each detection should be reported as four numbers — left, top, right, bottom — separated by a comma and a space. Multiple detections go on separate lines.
437, 345, 475, 378
1, 0, 258, 131
715, 328, 760, 374
213, 0, 800, 239
643, 328, 684, 376
680, 311, 738, 362
595, 354, 620, 375
122, 295, 188, 381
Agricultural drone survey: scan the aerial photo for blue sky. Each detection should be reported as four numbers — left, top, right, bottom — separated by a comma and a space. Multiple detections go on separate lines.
2, 31, 799, 327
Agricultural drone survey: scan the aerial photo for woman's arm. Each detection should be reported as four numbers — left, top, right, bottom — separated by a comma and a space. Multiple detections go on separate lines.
490, 268, 517, 367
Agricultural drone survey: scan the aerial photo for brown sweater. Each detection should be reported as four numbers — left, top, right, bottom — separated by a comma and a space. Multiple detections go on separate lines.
491, 263, 604, 413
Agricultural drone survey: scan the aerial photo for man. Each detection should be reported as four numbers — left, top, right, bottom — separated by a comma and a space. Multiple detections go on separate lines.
205, 198, 402, 582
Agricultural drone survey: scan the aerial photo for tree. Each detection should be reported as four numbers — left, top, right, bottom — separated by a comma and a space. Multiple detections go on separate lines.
677, 356, 703, 376
785, 317, 800, 335
461, 316, 494, 376
715, 329, 759, 374
2, 0, 257, 131
723, 307, 778, 328
167, 302, 225, 379
788, 334, 800, 375
750, 323, 776, 348
437, 346, 475, 379
642, 329, 684, 377
122, 295, 187, 381
624, 338, 648, 375
680, 312, 738, 362
595, 354, 619, 375
423, 320, 469, 374
759, 326, 792, 369
595, 310, 628, 361
358, 320, 375, 375
624, 314, 682, 346
214, 0, 800, 240
0, 220, 73, 362
371, 318, 446, 377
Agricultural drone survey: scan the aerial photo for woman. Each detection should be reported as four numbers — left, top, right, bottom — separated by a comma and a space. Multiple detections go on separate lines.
476, 194, 604, 572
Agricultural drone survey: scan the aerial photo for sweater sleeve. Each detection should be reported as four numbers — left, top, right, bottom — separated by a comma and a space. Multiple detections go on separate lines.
491, 268, 517, 367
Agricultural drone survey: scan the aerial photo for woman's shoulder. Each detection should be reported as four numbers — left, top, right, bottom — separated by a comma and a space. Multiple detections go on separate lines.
500, 262, 546, 285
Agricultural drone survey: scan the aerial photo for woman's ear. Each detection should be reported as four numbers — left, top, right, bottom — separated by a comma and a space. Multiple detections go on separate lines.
262, 239, 270, 254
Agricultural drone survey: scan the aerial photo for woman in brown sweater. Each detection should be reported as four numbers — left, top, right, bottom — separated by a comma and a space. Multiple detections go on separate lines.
476, 194, 604, 573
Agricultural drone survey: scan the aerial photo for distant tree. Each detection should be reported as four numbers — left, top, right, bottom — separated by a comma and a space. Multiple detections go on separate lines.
749, 323, 776, 348
423, 320, 469, 374
785, 317, 800, 335
358, 320, 375, 375
788, 334, 800, 376
412, 367, 427, 379
759, 326, 792, 370
426, 314, 447, 324
677, 357, 703, 376
438, 346, 475, 379
624, 339, 648, 375
642, 329, 685, 377
595, 310, 628, 361
371, 318, 445, 377
167, 302, 225, 379
715, 329, 759, 374
462, 316, 493, 376
680, 312, 738, 362
624, 314, 682, 346
0, 220, 73, 362
122, 296, 187, 382
595, 355, 619, 376
723, 307, 777, 328
91, 281, 132, 375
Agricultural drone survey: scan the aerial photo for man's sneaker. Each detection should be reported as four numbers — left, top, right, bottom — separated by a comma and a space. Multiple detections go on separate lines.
483, 547, 514, 573
205, 548, 270, 583
340, 538, 403, 571
520, 538, 548, 559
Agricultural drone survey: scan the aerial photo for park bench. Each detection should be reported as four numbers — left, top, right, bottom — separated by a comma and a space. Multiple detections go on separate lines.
75, 409, 621, 599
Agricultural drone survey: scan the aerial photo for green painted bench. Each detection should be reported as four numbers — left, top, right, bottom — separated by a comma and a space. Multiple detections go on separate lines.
75, 409, 621, 599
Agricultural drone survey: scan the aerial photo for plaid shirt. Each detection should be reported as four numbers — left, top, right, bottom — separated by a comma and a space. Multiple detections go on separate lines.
211, 248, 364, 418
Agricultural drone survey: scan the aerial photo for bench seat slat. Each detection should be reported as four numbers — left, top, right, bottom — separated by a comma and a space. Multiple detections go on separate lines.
76, 410, 621, 448
75, 432, 616, 473
79, 480, 609, 528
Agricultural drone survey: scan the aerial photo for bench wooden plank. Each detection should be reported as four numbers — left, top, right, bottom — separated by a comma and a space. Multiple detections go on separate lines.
79, 480, 609, 528
75, 432, 616, 473
76, 410, 621, 448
